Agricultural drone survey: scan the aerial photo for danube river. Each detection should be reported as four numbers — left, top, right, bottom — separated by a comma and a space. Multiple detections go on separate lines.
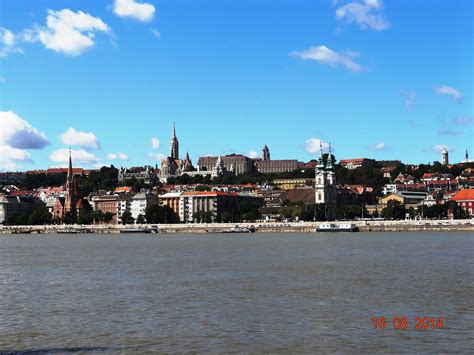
0, 232, 472, 352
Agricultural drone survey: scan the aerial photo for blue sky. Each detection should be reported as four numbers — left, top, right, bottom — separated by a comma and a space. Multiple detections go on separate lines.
0, 0, 472, 171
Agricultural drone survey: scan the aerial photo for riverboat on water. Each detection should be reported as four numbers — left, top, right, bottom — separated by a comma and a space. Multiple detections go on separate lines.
222, 226, 256, 233
120, 228, 153, 233
316, 223, 359, 233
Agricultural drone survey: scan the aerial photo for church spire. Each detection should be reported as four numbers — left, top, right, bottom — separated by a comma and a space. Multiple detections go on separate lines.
170, 123, 179, 160
67, 148, 73, 183
326, 143, 333, 170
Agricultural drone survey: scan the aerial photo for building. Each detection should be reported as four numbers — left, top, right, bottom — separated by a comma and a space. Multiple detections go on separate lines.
179, 191, 240, 223
53, 151, 90, 223
159, 124, 197, 181
441, 147, 449, 165
262, 144, 270, 161
130, 192, 157, 220
339, 158, 376, 170
272, 178, 314, 190
314, 143, 337, 220
450, 189, 474, 218
198, 154, 253, 175
118, 165, 159, 185
0, 195, 45, 224
382, 191, 428, 208
159, 192, 182, 216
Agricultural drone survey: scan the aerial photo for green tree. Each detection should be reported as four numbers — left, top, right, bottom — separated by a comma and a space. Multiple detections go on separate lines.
136, 214, 146, 224
27, 207, 52, 225
103, 212, 114, 224
381, 201, 406, 220
121, 211, 135, 225
145, 205, 179, 224
78, 211, 93, 225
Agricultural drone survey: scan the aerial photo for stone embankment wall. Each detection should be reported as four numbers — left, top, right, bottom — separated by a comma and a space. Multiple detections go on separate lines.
0, 220, 473, 234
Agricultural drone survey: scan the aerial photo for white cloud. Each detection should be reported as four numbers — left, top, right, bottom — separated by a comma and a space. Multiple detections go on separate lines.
35, 9, 110, 56
0, 27, 22, 58
113, 0, 155, 22
0, 145, 33, 170
423, 144, 453, 154
151, 28, 160, 39
290, 45, 362, 73
49, 148, 100, 165
335, 0, 390, 30
0, 111, 50, 149
107, 152, 129, 160
305, 138, 330, 154
247, 151, 259, 159
400, 90, 416, 109
59, 127, 100, 150
368, 142, 388, 151
151, 137, 160, 149
434, 85, 463, 102
148, 152, 166, 162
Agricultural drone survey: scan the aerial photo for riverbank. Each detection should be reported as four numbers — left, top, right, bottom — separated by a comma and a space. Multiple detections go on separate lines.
1, 219, 473, 234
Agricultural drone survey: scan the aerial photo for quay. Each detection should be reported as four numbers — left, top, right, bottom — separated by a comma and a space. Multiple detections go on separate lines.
0, 220, 473, 234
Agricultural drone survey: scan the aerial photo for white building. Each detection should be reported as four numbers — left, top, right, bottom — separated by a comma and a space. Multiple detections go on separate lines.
130, 192, 157, 220
314, 143, 337, 220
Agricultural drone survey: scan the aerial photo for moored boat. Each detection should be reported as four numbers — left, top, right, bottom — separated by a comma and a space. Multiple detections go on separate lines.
316, 223, 359, 232
120, 228, 152, 233
222, 225, 256, 233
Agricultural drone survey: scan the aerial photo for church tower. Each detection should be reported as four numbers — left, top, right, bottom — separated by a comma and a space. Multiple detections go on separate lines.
170, 122, 179, 160
441, 146, 449, 165
262, 144, 270, 161
314, 142, 337, 221
64, 149, 77, 219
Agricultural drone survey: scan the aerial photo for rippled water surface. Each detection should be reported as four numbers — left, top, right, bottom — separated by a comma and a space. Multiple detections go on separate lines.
0, 232, 473, 353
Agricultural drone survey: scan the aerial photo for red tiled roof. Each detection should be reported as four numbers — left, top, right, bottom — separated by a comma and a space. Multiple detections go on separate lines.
451, 189, 474, 201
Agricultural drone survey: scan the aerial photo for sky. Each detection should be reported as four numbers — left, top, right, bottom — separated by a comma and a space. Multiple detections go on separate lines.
0, 0, 472, 171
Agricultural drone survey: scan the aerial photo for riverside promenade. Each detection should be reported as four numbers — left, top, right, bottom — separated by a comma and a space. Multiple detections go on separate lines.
1, 220, 473, 234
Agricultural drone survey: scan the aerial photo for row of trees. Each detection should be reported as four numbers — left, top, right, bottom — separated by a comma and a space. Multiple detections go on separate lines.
5, 206, 52, 225
381, 201, 469, 220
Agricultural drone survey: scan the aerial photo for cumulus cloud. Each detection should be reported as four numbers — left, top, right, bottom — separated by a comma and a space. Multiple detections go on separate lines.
107, 152, 129, 160
113, 0, 155, 22
334, 0, 390, 30
148, 152, 166, 162
305, 138, 330, 154
437, 128, 463, 136
33, 9, 111, 56
49, 148, 100, 165
434, 85, 463, 102
0, 111, 50, 149
151, 28, 160, 39
0, 146, 33, 170
400, 90, 416, 109
151, 137, 160, 149
247, 151, 259, 159
423, 144, 453, 153
290, 45, 362, 73
59, 127, 100, 150
0, 27, 22, 58
368, 142, 388, 151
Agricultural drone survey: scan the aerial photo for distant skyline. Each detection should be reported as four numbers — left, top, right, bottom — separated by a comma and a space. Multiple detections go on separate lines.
0, 0, 472, 171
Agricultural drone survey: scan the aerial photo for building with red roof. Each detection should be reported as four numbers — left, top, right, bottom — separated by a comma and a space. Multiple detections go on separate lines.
451, 189, 474, 217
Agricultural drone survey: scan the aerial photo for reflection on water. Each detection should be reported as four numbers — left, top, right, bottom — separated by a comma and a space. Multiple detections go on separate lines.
0, 233, 472, 352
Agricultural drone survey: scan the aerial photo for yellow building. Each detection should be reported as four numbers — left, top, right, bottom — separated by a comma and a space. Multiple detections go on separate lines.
272, 178, 313, 190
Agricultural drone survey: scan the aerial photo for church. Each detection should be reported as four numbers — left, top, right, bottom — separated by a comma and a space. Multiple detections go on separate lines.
314, 142, 337, 221
53, 151, 90, 223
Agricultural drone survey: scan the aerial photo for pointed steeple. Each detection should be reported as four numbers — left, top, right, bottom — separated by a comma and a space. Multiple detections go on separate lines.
173, 122, 176, 138
326, 143, 333, 170
67, 148, 73, 182
316, 141, 324, 169
170, 122, 179, 159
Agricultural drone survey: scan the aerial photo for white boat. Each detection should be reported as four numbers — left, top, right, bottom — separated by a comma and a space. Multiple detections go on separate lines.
222, 225, 256, 233
316, 223, 359, 232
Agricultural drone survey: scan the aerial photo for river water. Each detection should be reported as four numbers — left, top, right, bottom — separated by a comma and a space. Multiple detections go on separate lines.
0, 232, 472, 353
